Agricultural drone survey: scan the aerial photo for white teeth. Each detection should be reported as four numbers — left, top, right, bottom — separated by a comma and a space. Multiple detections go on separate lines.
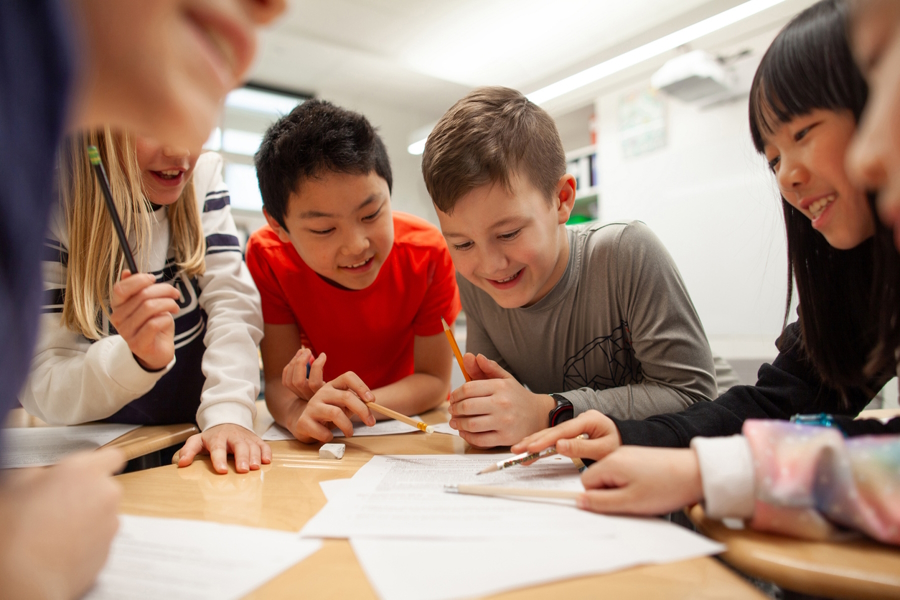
346, 258, 369, 268
809, 194, 836, 218
158, 170, 181, 179
495, 271, 519, 283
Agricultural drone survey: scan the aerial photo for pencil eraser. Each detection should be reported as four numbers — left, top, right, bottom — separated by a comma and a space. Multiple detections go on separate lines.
319, 443, 345, 460
425, 425, 434, 433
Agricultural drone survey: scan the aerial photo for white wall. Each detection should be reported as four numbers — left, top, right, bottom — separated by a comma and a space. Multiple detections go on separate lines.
595, 33, 787, 361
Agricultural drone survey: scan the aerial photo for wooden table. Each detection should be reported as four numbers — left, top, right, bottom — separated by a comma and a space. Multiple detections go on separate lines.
689, 499, 900, 599
682, 407, 900, 599
3, 407, 199, 462
118, 404, 763, 600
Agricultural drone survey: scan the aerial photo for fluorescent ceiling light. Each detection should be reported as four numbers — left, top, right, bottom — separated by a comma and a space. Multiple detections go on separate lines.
407, 0, 786, 154
407, 138, 427, 156
225, 87, 304, 116
527, 0, 786, 104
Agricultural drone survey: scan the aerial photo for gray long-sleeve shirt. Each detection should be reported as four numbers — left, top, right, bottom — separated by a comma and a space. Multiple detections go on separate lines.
459, 221, 717, 420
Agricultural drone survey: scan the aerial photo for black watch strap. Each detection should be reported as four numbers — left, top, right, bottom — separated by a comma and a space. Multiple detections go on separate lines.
548, 393, 574, 427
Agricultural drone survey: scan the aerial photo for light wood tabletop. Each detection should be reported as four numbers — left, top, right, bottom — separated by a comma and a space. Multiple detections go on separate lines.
117, 403, 764, 600
688, 504, 900, 600
3, 407, 199, 462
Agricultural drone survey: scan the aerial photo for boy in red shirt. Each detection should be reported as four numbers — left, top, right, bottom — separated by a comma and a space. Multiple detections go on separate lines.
247, 100, 460, 443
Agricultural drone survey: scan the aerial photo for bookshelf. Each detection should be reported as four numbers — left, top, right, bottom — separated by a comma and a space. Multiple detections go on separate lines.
566, 144, 599, 224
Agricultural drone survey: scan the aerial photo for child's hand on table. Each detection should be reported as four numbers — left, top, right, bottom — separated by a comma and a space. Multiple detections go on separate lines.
177, 424, 272, 474
290, 371, 377, 444
575, 447, 704, 515
447, 353, 556, 448
109, 270, 180, 371
512, 410, 622, 462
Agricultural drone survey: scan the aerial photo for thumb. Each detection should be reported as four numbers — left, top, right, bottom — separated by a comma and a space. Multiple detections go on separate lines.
475, 354, 512, 379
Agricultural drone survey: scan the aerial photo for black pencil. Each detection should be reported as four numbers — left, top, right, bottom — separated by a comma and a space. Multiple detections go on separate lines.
87, 145, 139, 273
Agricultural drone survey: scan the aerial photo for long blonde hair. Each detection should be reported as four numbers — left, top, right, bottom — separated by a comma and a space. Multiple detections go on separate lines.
60, 128, 206, 340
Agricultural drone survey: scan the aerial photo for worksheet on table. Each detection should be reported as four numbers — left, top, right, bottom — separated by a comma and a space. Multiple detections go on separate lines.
261, 417, 425, 441
351, 522, 724, 600
84, 515, 322, 600
0, 424, 140, 469
300, 454, 618, 540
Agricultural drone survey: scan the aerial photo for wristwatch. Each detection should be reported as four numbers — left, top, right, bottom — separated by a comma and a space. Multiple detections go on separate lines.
548, 394, 574, 427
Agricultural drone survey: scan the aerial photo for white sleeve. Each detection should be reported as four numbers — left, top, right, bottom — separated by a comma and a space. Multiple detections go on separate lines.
690, 435, 756, 520
18, 207, 173, 425
192, 153, 264, 432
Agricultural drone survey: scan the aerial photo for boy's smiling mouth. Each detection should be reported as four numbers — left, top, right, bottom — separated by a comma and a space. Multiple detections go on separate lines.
487, 268, 524, 289
340, 256, 375, 273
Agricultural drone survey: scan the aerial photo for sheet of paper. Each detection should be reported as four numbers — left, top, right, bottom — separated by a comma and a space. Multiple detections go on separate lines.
84, 515, 322, 600
301, 454, 619, 540
352, 521, 724, 600
262, 417, 424, 441
320, 478, 352, 501
0, 424, 141, 469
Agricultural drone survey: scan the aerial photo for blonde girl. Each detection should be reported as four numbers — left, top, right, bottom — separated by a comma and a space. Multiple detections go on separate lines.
22, 128, 270, 474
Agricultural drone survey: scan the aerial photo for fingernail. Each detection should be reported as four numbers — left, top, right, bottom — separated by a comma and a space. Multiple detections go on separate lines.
558, 440, 568, 451
449, 419, 456, 428
240, 462, 248, 470
364, 391, 375, 401
576, 495, 587, 509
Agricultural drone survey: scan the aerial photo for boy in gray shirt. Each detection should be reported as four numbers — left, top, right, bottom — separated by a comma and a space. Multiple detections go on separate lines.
422, 86, 718, 448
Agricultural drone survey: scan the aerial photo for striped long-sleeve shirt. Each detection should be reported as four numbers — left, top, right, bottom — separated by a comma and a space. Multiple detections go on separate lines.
19, 152, 263, 432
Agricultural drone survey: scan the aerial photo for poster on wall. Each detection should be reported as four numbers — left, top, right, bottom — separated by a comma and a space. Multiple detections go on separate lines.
618, 87, 666, 158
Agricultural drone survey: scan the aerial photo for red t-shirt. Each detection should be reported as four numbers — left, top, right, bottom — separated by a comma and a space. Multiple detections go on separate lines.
246, 212, 461, 389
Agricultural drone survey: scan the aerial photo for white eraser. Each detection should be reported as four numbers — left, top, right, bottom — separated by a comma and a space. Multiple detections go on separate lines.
319, 443, 345, 460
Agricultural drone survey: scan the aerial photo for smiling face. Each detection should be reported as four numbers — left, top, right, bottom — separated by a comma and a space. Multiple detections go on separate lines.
265, 171, 394, 290
436, 172, 575, 309
847, 0, 900, 248
135, 136, 201, 206
75, 0, 286, 148
762, 108, 875, 250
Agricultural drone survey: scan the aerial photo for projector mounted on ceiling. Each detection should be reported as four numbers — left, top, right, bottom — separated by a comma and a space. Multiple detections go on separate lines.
651, 50, 737, 102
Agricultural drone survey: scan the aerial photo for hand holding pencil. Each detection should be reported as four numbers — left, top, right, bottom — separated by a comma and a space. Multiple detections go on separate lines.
511, 410, 623, 463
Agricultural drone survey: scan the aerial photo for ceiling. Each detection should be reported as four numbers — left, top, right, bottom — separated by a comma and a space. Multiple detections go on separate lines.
248, 0, 815, 121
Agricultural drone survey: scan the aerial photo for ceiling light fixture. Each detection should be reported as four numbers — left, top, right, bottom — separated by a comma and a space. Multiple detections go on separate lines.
408, 0, 786, 155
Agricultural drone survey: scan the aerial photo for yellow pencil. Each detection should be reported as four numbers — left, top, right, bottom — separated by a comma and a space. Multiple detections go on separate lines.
441, 317, 471, 382
365, 401, 434, 433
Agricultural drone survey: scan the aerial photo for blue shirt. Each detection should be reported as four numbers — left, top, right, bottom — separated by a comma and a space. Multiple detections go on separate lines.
0, 1, 73, 439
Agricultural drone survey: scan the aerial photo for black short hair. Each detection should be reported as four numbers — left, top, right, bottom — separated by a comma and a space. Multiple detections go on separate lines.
255, 99, 392, 228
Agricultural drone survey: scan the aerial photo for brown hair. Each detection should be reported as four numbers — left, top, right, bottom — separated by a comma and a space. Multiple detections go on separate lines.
422, 86, 565, 213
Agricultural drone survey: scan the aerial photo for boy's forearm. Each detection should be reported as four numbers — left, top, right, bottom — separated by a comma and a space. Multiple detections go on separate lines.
371, 373, 448, 418
562, 381, 702, 421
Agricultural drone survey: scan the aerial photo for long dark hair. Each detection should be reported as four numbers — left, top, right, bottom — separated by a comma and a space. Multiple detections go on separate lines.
748, 0, 896, 394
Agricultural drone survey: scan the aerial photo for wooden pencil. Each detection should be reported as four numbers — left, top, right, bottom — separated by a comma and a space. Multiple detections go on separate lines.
87, 145, 139, 273
445, 484, 582, 500
365, 401, 433, 433
441, 317, 472, 382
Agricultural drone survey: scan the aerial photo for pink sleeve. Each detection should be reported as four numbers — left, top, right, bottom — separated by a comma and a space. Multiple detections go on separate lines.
743, 420, 900, 545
